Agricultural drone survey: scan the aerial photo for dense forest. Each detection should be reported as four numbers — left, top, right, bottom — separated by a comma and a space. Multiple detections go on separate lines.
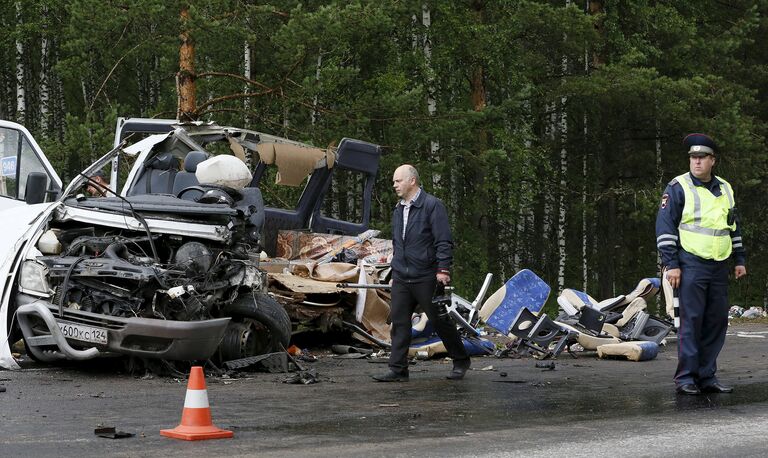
1, 1, 766, 310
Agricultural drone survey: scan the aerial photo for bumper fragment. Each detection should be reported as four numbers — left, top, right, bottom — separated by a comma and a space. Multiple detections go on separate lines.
15, 295, 229, 361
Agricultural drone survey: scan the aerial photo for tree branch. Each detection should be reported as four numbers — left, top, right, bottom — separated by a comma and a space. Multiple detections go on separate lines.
88, 39, 152, 114
197, 71, 271, 90
195, 90, 274, 112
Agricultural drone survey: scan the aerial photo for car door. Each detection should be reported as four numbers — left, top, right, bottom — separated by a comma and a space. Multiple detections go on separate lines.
309, 138, 382, 235
0, 120, 62, 211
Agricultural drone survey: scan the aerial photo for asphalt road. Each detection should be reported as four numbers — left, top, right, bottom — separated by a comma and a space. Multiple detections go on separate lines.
1, 324, 767, 457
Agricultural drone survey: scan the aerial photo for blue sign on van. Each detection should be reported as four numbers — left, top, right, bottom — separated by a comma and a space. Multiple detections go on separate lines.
1, 156, 16, 177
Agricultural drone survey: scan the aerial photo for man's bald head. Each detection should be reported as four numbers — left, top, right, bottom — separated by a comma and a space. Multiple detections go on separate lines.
396, 164, 419, 184
393, 164, 420, 200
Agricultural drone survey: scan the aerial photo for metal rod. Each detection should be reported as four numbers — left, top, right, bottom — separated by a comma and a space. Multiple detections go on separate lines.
338, 283, 454, 292
336, 283, 391, 290
341, 321, 391, 349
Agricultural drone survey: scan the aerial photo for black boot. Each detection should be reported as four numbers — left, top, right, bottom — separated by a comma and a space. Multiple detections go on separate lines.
373, 370, 409, 382
446, 359, 471, 380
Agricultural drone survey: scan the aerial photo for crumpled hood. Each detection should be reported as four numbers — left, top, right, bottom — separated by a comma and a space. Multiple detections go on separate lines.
0, 202, 58, 370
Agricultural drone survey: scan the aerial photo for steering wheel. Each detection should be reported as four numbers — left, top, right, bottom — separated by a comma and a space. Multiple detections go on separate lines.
176, 184, 243, 202
176, 185, 207, 201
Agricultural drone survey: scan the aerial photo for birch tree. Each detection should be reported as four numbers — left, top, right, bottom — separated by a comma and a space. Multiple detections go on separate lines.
15, 1, 25, 123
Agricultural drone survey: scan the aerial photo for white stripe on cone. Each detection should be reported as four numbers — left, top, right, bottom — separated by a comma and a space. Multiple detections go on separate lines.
184, 389, 209, 409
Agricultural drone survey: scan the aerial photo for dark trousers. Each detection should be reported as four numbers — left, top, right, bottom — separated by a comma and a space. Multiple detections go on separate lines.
388, 278, 469, 374
675, 251, 730, 387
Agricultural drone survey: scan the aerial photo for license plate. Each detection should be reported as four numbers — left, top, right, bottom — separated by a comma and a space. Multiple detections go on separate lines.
57, 321, 108, 345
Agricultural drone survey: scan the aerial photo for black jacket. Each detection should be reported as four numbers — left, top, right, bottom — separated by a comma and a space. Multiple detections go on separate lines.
391, 189, 453, 282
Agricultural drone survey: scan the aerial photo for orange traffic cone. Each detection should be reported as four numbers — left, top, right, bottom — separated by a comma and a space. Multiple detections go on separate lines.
160, 366, 234, 441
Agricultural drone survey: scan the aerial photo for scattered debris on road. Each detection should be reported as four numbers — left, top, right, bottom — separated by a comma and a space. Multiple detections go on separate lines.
94, 426, 134, 439
282, 369, 319, 385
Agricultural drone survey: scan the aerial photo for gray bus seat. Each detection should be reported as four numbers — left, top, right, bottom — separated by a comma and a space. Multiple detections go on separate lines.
129, 153, 180, 196
173, 150, 209, 197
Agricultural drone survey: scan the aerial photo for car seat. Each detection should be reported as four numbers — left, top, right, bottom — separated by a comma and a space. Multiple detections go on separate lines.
128, 153, 180, 196
173, 150, 209, 197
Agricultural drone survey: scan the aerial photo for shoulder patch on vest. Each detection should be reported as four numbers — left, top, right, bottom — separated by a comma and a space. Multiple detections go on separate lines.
660, 193, 669, 209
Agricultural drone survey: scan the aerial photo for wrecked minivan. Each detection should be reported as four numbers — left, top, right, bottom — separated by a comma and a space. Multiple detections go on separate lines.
0, 119, 381, 370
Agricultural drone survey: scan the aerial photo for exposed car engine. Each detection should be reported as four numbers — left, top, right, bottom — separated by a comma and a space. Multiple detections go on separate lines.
16, 187, 290, 365
39, 231, 264, 322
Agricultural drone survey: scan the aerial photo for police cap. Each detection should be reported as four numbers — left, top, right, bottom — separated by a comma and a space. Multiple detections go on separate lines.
683, 133, 717, 157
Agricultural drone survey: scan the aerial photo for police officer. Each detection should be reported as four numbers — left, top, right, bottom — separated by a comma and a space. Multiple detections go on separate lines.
656, 133, 746, 395
373, 164, 470, 382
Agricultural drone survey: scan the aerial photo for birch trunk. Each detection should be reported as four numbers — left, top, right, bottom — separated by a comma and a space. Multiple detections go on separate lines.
81, 80, 88, 110
244, 40, 252, 116
283, 102, 289, 136
655, 114, 663, 283
556, 101, 568, 293
54, 42, 66, 139
582, 3, 589, 291
311, 51, 322, 126
151, 54, 159, 108
582, 114, 588, 291
137, 64, 146, 115
542, 102, 556, 271
15, 2, 25, 123
556, 0, 572, 294
148, 22, 159, 110
422, 3, 440, 186
39, 6, 50, 134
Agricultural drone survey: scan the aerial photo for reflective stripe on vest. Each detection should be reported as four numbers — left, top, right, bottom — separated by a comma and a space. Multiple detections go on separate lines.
676, 173, 735, 261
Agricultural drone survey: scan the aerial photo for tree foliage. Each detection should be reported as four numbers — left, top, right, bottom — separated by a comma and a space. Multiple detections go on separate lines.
1, 0, 766, 308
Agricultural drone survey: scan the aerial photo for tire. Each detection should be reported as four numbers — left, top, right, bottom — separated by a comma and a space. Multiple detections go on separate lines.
218, 292, 291, 361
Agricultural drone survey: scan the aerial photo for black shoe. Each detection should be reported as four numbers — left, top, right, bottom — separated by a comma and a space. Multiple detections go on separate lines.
700, 382, 733, 393
676, 383, 701, 395
372, 371, 409, 382
446, 359, 471, 380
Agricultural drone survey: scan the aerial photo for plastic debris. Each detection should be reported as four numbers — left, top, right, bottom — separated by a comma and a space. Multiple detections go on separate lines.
741, 307, 767, 319
298, 353, 318, 362
282, 369, 319, 385
535, 361, 556, 371
331, 345, 373, 355
223, 352, 289, 372
597, 341, 659, 361
95, 427, 134, 439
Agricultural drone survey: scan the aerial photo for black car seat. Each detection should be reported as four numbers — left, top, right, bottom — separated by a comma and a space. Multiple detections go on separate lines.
173, 150, 209, 197
128, 153, 180, 196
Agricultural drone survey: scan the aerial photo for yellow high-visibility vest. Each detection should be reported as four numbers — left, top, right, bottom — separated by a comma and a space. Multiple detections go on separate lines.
675, 173, 736, 261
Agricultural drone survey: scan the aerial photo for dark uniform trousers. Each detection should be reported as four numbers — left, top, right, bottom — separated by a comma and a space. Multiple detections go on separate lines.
675, 250, 730, 387
388, 278, 469, 374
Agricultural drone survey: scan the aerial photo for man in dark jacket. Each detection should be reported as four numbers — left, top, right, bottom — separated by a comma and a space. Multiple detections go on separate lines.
373, 164, 470, 382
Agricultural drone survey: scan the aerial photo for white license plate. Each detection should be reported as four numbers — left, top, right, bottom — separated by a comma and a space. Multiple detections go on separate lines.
57, 321, 108, 345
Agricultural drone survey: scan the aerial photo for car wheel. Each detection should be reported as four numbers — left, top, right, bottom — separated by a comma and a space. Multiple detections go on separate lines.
218, 292, 291, 362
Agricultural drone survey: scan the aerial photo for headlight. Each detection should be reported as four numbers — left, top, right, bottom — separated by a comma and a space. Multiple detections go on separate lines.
19, 261, 52, 297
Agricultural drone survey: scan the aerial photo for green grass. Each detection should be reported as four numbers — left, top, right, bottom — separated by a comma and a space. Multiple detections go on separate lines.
730, 316, 768, 325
